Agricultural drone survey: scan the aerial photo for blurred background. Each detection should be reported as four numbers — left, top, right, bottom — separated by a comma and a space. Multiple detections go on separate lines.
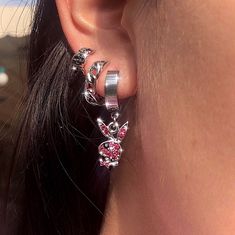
0, 0, 32, 197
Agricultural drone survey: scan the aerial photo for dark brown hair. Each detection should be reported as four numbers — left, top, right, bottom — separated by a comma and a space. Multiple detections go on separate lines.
6, 1, 110, 234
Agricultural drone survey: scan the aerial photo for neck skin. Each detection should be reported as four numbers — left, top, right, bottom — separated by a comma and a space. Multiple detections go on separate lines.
101, 1, 235, 234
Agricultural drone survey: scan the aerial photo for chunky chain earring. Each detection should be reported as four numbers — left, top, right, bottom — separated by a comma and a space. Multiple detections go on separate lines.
71, 48, 129, 169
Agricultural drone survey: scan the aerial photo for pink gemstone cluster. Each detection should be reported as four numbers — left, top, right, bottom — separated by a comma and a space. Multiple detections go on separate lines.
98, 141, 121, 160
97, 118, 128, 168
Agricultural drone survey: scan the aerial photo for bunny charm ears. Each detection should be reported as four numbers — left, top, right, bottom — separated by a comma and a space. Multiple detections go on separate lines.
71, 48, 129, 169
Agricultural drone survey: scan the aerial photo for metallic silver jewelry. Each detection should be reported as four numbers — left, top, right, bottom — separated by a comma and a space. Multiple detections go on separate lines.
87, 61, 107, 83
84, 61, 107, 106
71, 48, 107, 106
71, 49, 129, 169
97, 71, 128, 169
71, 48, 94, 74
105, 71, 120, 111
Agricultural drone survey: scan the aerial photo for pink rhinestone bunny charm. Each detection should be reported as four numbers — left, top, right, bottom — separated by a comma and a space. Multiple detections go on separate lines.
97, 116, 128, 168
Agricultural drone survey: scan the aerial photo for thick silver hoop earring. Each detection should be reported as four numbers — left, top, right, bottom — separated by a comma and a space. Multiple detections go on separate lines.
97, 71, 128, 169
105, 71, 120, 111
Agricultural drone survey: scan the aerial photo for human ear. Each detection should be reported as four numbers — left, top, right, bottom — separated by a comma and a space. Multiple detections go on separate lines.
55, 0, 137, 99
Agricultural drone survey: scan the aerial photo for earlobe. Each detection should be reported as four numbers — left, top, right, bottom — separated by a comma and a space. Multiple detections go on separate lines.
55, 0, 137, 99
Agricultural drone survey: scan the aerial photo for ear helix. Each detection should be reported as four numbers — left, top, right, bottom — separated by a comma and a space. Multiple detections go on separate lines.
71, 48, 129, 169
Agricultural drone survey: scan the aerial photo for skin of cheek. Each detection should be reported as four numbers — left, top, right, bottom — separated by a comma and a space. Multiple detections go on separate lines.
130, 0, 235, 234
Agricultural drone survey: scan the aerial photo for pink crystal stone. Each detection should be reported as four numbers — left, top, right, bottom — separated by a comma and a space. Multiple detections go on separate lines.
100, 123, 110, 136
118, 127, 127, 139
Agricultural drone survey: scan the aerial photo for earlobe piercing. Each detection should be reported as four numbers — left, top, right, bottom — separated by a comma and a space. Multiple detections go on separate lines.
71, 49, 129, 169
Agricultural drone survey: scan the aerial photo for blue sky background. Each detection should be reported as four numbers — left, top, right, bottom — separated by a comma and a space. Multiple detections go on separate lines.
0, 0, 32, 6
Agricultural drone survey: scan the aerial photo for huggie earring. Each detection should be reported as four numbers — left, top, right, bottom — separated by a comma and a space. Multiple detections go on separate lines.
97, 71, 128, 169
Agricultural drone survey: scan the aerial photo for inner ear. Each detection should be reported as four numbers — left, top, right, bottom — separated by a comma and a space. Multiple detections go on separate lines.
56, 0, 137, 99
70, 0, 127, 32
